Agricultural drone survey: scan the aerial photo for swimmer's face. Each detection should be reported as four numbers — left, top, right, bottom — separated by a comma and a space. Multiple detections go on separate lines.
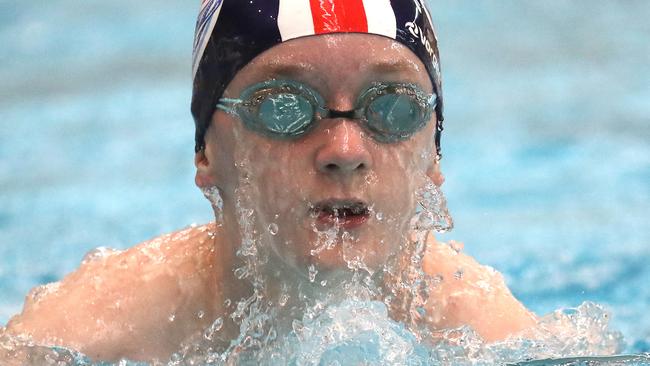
197, 34, 441, 275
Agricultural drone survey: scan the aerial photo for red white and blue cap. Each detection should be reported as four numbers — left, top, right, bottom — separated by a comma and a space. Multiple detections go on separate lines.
191, 0, 444, 154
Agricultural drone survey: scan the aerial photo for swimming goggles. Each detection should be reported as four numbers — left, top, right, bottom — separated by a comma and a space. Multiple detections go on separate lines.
216, 80, 437, 143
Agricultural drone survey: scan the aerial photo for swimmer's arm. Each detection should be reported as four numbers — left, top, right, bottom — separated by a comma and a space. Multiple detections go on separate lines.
4, 225, 218, 362
422, 234, 537, 342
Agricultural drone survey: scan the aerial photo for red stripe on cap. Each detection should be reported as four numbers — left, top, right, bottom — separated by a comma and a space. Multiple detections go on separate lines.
309, 0, 368, 34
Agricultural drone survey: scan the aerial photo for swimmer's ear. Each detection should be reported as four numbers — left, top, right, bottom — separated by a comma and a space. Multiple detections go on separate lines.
426, 158, 445, 187
194, 147, 217, 188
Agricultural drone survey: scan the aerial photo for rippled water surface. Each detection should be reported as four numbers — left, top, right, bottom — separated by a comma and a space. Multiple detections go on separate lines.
1, 0, 649, 364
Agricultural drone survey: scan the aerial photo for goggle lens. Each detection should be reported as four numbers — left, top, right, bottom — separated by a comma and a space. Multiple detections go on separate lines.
258, 93, 314, 135
366, 93, 424, 141
218, 80, 435, 143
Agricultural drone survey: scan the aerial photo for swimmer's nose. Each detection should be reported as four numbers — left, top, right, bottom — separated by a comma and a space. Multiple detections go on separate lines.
315, 120, 372, 174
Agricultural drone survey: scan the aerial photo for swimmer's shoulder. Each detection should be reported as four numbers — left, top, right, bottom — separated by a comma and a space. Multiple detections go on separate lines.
421, 233, 537, 342
6, 222, 222, 362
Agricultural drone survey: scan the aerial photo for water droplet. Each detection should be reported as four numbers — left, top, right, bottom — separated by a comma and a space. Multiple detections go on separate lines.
320, 280, 328, 287
197, 310, 205, 319
292, 319, 304, 334
266, 327, 278, 342
413, 181, 454, 233
416, 306, 427, 317
28, 282, 60, 303
268, 223, 279, 236
449, 240, 464, 253
364, 276, 373, 286
279, 292, 290, 306
82, 246, 117, 264
204, 317, 224, 340
308, 264, 318, 282
168, 313, 176, 322
169, 353, 182, 362
234, 266, 249, 279
365, 174, 374, 185
201, 186, 224, 225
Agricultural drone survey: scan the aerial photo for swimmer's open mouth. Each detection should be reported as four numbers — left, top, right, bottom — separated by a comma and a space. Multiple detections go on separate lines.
310, 199, 370, 228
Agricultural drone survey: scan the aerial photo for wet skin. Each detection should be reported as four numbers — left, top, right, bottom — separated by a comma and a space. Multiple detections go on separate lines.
197, 34, 440, 274
3, 34, 536, 362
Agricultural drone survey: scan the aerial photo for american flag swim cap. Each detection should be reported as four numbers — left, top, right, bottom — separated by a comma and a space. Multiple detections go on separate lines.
191, 0, 444, 154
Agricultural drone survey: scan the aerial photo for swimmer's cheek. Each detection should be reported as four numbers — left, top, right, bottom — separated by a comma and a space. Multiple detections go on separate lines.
422, 236, 537, 342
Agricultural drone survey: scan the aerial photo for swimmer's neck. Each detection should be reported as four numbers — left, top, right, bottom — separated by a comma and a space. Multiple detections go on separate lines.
212, 206, 428, 336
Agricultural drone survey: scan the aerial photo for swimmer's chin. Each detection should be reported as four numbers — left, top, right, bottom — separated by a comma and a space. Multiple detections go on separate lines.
293, 242, 391, 276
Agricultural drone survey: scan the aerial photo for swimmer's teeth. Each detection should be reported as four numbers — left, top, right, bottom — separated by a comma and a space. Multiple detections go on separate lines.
313, 201, 369, 218
330, 204, 367, 217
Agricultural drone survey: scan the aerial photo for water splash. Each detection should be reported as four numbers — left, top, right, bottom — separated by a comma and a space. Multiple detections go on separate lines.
1, 144, 635, 366
267, 223, 279, 236
310, 221, 340, 256
308, 264, 318, 283
2, 173, 634, 366
413, 180, 454, 233
81, 246, 119, 265
0, 298, 633, 365
203, 317, 224, 341
201, 186, 224, 225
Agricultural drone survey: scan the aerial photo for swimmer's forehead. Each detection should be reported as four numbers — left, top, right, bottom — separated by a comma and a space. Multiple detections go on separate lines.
255, 59, 422, 78
233, 34, 432, 92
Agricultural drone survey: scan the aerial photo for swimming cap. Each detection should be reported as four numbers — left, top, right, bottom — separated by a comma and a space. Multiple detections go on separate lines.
191, 0, 444, 156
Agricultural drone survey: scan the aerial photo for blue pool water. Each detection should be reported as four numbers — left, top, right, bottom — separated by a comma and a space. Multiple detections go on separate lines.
0, 0, 649, 363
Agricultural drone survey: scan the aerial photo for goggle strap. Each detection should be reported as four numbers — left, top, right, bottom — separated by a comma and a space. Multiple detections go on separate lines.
219, 98, 242, 104
435, 119, 443, 160
216, 98, 242, 114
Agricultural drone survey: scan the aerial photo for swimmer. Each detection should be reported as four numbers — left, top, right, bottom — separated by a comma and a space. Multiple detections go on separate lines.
4, 0, 536, 363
